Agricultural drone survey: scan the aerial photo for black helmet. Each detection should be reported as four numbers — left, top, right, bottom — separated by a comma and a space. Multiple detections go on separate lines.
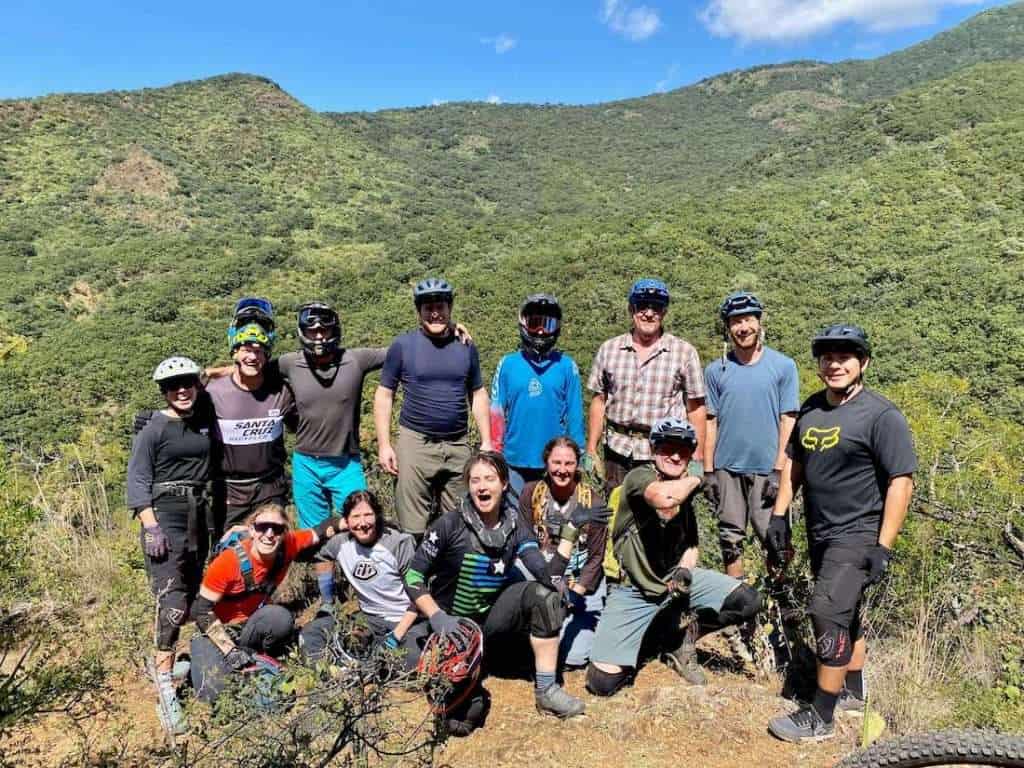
719, 291, 764, 322
811, 324, 871, 358
518, 293, 562, 357
650, 417, 697, 448
233, 297, 275, 333
297, 301, 341, 357
413, 278, 454, 308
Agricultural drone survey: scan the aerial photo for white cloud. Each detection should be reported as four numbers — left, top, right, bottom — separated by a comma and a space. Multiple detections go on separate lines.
699, 0, 983, 43
601, 0, 662, 41
655, 62, 681, 92
481, 34, 517, 54
431, 98, 448, 107
485, 94, 502, 104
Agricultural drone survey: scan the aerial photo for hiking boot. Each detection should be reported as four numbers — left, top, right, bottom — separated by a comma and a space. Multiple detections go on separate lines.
837, 688, 865, 715
661, 634, 707, 686
535, 683, 585, 719
722, 624, 754, 666
155, 672, 187, 735
768, 706, 835, 743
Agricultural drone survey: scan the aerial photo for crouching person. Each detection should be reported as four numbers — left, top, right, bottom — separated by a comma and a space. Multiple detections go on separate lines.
190, 501, 340, 703
586, 418, 762, 698
405, 451, 585, 734
301, 490, 423, 670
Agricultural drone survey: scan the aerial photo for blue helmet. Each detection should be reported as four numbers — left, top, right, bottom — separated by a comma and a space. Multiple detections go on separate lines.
629, 278, 670, 309
719, 291, 764, 321
811, 324, 871, 358
414, 277, 454, 308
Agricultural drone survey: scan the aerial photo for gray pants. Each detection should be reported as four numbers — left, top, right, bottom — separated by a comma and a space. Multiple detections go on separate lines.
714, 469, 774, 566
394, 426, 471, 535
190, 604, 294, 703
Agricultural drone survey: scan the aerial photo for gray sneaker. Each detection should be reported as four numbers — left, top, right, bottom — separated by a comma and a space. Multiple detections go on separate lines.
722, 624, 754, 666
535, 683, 585, 719
156, 672, 187, 735
768, 706, 835, 743
661, 641, 707, 685
837, 688, 865, 715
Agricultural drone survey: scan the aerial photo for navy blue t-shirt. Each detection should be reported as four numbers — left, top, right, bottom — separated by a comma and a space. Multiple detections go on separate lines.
379, 329, 484, 439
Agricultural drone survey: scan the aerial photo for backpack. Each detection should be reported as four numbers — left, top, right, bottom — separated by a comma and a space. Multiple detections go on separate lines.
529, 481, 593, 533
219, 531, 286, 598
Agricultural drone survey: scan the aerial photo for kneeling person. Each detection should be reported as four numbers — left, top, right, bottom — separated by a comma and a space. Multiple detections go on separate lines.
189, 502, 339, 703
586, 418, 762, 697
301, 490, 423, 669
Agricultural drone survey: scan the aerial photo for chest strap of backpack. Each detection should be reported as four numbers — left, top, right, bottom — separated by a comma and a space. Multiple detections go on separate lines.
531, 482, 593, 532
232, 541, 285, 598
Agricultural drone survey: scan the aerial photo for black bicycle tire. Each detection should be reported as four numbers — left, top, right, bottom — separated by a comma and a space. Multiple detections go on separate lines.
838, 730, 1024, 768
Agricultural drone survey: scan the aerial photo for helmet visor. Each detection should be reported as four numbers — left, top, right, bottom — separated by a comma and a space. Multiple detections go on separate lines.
298, 306, 339, 331
522, 314, 559, 335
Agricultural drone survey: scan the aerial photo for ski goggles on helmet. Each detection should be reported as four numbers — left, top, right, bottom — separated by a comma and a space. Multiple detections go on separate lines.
522, 314, 559, 335
298, 305, 339, 331
233, 297, 275, 328
231, 323, 272, 350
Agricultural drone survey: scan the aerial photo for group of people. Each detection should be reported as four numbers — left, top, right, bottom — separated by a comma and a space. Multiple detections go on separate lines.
128, 277, 916, 744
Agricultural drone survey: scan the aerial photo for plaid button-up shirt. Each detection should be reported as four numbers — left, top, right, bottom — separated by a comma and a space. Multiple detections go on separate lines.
587, 332, 705, 460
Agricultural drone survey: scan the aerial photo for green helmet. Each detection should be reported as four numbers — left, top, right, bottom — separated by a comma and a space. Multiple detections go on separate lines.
229, 322, 273, 353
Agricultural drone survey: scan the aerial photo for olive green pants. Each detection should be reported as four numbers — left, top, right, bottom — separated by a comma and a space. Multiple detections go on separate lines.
395, 426, 471, 535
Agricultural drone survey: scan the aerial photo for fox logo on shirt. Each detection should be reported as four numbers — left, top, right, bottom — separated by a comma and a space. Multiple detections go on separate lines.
801, 426, 841, 452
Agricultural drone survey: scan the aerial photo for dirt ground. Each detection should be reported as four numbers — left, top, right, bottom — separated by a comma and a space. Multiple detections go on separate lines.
6, 656, 867, 768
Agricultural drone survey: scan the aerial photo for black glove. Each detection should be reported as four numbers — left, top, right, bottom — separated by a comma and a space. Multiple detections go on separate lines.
761, 469, 782, 506
428, 609, 461, 639
863, 545, 893, 586
134, 410, 155, 434
313, 515, 344, 541
765, 514, 790, 561
225, 646, 254, 671
702, 471, 721, 509
142, 524, 169, 559
665, 566, 692, 597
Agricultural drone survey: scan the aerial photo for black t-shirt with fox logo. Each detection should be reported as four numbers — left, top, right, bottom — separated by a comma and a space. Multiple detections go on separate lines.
788, 388, 917, 545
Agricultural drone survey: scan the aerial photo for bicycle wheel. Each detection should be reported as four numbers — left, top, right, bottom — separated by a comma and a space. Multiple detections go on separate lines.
838, 730, 1024, 768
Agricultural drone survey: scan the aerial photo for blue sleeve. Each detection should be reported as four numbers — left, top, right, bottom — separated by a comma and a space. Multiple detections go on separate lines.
565, 358, 585, 447
466, 344, 483, 392
379, 338, 403, 391
704, 363, 720, 418
779, 357, 800, 413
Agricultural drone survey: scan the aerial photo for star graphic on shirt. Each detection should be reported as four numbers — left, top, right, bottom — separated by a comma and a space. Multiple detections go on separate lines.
428, 531, 439, 544
492, 560, 505, 575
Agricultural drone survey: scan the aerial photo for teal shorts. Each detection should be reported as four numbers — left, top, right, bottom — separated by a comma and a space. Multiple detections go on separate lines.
292, 451, 367, 529
590, 568, 740, 668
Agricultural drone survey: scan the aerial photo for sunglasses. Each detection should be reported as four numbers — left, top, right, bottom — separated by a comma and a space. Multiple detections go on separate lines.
160, 376, 199, 392
632, 300, 666, 314
523, 314, 559, 334
252, 521, 286, 536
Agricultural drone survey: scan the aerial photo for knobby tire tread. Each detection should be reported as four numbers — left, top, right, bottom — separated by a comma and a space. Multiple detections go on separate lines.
839, 730, 1024, 768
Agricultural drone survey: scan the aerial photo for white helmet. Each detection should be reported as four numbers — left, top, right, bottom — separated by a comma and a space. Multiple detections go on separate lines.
153, 356, 202, 383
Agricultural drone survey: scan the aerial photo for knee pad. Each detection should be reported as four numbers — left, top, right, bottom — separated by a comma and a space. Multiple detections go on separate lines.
811, 614, 853, 667
527, 583, 565, 638
718, 583, 762, 627
585, 664, 633, 697
157, 592, 189, 651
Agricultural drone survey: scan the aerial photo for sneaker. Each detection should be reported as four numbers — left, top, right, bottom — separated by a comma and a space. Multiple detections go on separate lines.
155, 673, 187, 735
837, 688, 865, 715
661, 627, 707, 686
535, 683, 586, 719
768, 706, 835, 743
722, 624, 754, 666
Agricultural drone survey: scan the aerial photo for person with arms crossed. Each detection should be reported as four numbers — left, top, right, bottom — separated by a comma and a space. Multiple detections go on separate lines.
766, 324, 916, 742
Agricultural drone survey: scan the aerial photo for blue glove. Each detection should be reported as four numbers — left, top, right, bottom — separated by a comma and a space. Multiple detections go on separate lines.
383, 632, 400, 651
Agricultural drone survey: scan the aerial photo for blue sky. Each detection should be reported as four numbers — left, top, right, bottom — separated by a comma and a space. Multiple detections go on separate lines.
0, 0, 1014, 112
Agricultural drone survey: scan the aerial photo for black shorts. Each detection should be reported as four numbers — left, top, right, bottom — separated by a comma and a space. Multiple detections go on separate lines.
480, 581, 564, 640
808, 541, 870, 632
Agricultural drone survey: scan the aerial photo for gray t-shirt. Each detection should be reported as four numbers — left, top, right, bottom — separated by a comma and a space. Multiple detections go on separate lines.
317, 527, 416, 623
206, 372, 294, 481
278, 348, 386, 458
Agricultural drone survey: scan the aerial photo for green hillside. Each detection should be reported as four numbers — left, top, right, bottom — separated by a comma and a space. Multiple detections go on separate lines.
0, 4, 1022, 745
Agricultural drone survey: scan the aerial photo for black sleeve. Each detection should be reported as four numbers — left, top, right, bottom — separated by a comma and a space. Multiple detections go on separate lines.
191, 595, 218, 632
872, 407, 918, 478
404, 517, 447, 603
126, 418, 162, 511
